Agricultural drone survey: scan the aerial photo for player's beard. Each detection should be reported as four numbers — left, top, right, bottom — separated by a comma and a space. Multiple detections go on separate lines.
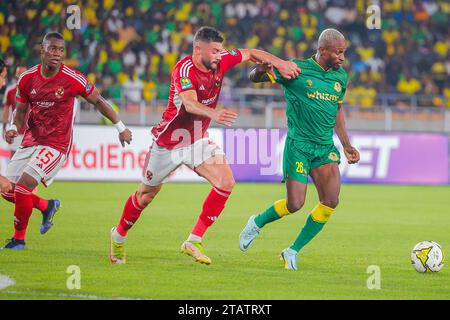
202, 58, 218, 71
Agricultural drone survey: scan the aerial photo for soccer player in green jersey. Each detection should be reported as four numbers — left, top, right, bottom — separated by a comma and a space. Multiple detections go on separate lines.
239, 29, 360, 270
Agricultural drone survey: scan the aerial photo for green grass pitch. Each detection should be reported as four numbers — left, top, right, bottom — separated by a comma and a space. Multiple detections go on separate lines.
0, 182, 449, 300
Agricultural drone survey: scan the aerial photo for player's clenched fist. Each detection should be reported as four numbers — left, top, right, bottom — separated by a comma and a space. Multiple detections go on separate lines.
343, 145, 360, 164
119, 128, 132, 147
0, 176, 12, 193
276, 60, 301, 79
5, 129, 18, 144
213, 109, 237, 127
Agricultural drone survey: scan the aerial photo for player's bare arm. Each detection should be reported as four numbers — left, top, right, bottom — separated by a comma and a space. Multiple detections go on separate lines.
335, 103, 359, 164
179, 90, 237, 127
84, 89, 133, 147
0, 61, 6, 136
2, 101, 9, 138
239, 49, 300, 79
5, 100, 27, 144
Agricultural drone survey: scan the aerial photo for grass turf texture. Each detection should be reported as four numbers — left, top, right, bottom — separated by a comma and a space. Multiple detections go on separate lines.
0, 182, 449, 300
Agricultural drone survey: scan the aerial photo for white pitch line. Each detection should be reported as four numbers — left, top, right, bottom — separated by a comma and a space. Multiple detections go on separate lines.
1, 290, 145, 300
0, 274, 144, 299
0, 274, 15, 290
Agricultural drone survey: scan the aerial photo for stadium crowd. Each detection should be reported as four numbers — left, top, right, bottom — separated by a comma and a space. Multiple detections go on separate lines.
0, 0, 449, 108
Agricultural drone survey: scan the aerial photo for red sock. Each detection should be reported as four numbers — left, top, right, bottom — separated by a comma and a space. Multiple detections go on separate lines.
13, 184, 34, 240
116, 193, 145, 237
1, 191, 15, 203
191, 186, 231, 237
2, 188, 48, 212
31, 194, 48, 212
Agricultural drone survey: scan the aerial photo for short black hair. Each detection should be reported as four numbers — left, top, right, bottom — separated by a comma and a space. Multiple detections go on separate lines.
42, 31, 64, 44
193, 26, 224, 43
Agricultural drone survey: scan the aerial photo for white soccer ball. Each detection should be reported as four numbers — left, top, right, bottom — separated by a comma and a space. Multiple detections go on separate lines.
411, 241, 444, 273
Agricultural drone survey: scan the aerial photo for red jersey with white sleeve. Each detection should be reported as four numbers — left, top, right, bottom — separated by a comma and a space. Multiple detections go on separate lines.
151, 49, 242, 149
4, 83, 29, 135
15, 64, 94, 154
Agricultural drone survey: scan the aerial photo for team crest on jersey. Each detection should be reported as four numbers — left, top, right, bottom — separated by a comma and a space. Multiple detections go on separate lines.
55, 86, 64, 98
328, 152, 339, 161
228, 49, 238, 56
215, 76, 221, 87
16, 87, 21, 98
334, 82, 342, 92
180, 77, 193, 89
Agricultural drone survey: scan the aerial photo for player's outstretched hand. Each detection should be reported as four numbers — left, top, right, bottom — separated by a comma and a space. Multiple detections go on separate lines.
277, 60, 301, 80
5, 129, 18, 145
344, 146, 360, 164
213, 108, 238, 127
0, 176, 12, 193
119, 128, 132, 147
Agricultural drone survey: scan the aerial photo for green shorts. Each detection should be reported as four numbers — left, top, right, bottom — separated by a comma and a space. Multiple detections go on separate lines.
282, 137, 341, 184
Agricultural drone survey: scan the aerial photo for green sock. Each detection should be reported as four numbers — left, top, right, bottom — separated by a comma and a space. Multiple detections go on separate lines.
290, 214, 325, 252
254, 205, 280, 228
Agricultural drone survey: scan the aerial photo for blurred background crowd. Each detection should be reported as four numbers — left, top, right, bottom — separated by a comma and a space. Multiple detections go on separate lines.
0, 0, 449, 109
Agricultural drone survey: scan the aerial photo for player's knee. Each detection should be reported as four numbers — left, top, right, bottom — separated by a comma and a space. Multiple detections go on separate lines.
287, 199, 305, 213
321, 198, 339, 209
216, 175, 235, 192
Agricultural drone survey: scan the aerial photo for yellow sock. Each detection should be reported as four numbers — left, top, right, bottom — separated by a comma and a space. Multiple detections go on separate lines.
274, 199, 290, 217
311, 203, 334, 223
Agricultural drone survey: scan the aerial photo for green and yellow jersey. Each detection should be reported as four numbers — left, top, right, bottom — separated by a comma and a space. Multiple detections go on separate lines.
271, 56, 348, 145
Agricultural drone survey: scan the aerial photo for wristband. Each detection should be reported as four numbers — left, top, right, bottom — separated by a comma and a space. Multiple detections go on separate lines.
114, 121, 127, 133
7, 124, 17, 132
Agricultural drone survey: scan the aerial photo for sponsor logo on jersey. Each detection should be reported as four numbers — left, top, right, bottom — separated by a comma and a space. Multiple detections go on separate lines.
201, 94, 218, 105
228, 49, 238, 56
36, 101, 55, 108
334, 82, 342, 92
306, 91, 339, 102
180, 77, 193, 89
55, 86, 64, 98
328, 152, 339, 161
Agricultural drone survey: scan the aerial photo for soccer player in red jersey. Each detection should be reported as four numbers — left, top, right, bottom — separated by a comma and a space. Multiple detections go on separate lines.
110, 26, 300, 264
2, 32, 132, 250
2, 65, 28, 158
